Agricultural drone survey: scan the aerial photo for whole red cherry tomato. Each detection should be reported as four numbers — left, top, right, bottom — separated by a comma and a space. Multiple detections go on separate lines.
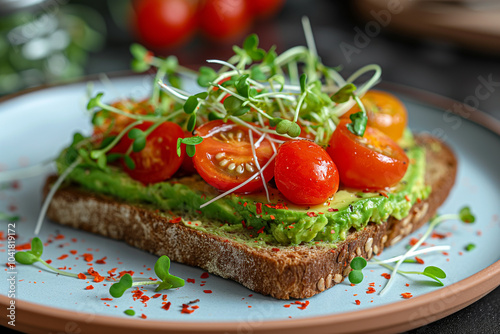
132, 0, 198, 48
341, 90, 408, 142
112, 121, 185, 184
274, 140, 339, 205
192, 120, 275, 193
199, 0, 252, 41
327, 120, 409, 190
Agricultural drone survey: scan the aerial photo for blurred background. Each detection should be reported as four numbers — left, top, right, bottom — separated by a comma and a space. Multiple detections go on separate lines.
0, 0, 499, 332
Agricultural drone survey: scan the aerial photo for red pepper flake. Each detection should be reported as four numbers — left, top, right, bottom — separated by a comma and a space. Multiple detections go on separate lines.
162, 302, 171, 310
118, 270, 134, 278
350, 283, 355, 287
151, 294, 162, 299
93, 276, 104, 283
270, 215, 275, 220
82, 253, 93, 262
401, 292, 413, 299
271, 248, 280, 252
416, 198, 422, 203
57, 254, 68, 260
192, 305, 200, 310
283, 304, 290, 308
141, 295, 150, 303
95, 257, 107, 264
243, 202, 248, 207
442, 252, 449, 256
306, 212, 317, 218
296, 300, 310, 310
366, 287, 376, 294
203, 290, 212, 294
169, 217, 182, 224
200, 272, 209, 279
404, 195, 411, 202
288, 225, 294, 229
71, 238, 77, 243
459, 251, 463, 256
355, 300, 361, 305
101, 298, 113, 301
415, 256, 424, 264
368, 282, 375, 287
69, 250, 78, 255
256, 202, 262, 214
46, 259, 52, 264
381, 273, 391, 279
15, 242, 31, 250
431, 232, 446, 239
141, 314, 147, 319
248, 294, 253, 297
409, 238, 420, 246
379, 192, 389, 198
162, 295, 168, 301
58, 266, 67, 270
328, 208, 339, 212
477, 230, 482, 236
187, 278, 195, 284
54, 234, 65, 240
257, 226, 265, 234
77, 273, 86, 279
405, 283, 410, 287
86, 285, 94, 290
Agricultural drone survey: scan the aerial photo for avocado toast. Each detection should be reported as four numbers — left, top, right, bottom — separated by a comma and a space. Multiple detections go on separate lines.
41, 34, 457, 299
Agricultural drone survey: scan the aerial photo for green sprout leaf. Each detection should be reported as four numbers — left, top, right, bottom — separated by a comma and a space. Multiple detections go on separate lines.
347, 111, 368, 137
197, 66, 217, 88
223, 96, 250, 117
152, 255, 185, 291
124, 309, 135, 316
250, 66, 266, 81
459, 206, 475, 223
423, 266, 446, 279
465, 243, 476, 251
132, 137, 146, 153
276, 119, 292, 135
243, 34, 258, 52
176, 138, 182, 157
86, 93, 104, 110
187, 113, 197, 132
299, 74, 307, 93
183, 96, 199, 114
97, 154, 107, 170
130, 43, 149, 60
15, 251, 39, 265
30, 237, 44, 257
235, 74, 250, 98
331, 83, 357, 104
186, 145, 196, 157
287, 122, 301, 138
131, 59, 150, 72
123, 155, 136, 170
109, 274, 133, 298
155, 281, 174, 292
348, 270, 364, 284
128, 128, 144, 140
181, 136, 203, 146
350, 257, 367, 271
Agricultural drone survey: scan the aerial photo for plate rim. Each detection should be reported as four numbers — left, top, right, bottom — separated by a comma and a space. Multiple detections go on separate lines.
1, 75, 499, 334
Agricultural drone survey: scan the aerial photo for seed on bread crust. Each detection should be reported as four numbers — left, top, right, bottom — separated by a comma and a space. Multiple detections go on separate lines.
317, 278, 325, 292
356, 247, 361, 256
326, 274, 333, 288
373, 245, 379, 255
333, 274, 343, 284
365, 237, 373, 253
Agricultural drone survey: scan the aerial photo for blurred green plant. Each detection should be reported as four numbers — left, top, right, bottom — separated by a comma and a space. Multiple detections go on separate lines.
0, 3, 106, 95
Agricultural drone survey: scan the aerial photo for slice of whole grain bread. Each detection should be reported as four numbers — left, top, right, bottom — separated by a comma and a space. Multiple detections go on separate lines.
44, 134, 456, 299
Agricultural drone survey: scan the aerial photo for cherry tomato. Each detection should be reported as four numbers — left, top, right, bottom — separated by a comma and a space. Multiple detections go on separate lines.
192, 120, 275, 193
249, 0, 285, 19
327, 120, 409, 190
341, 90, 407, 142
93, 99, 153, 139
112, 121, 185, 184
274, 140, 339, 205
199, 0, 252, 41
133, 0, 198, 48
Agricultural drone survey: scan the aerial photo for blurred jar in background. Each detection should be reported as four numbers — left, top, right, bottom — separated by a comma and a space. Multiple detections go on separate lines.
0, 0, 105, 95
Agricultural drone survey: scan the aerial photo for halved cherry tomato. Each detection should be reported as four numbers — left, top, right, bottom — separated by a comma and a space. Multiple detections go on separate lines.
249, 0, 285, 19
275, 140, 339, 205
327, 120, 409, 190
192, 120, 275, 193
199, 0, 252, 42
112, 121, 185, 184
341, 90, 407, 142
180, 130, 197, 174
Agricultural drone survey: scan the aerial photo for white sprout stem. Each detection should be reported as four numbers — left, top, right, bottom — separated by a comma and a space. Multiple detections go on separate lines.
370, 245, 451, 265
206, 59, 241, 76
157, 80, 190, 100
248, 130, 270, 203
34, 157, 82, 235
199, 152, 277, 209
293, 92, 307, 122
301, 16, 318, 59
275, 46, 310, 67
253, 92, 297, 101
0, 159, 55, 182
347, 64, 382, 95
379, 214, 458, 296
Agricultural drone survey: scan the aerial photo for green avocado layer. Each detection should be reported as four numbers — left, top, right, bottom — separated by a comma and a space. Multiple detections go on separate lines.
56, 137, 430, 246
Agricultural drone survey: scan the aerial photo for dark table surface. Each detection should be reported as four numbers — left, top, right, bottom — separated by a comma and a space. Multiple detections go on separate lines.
2, 1, 499, 333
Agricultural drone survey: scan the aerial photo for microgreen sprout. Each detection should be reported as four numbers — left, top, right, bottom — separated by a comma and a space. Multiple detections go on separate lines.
15, 237, 89, 279
376, 206, 475, 295
176, 136, 204, 158
465, 243, 476, 251
374, 261, 447, 286
109, 255, 185, 298
124, 309, 136, 316
348, 257, 367, 284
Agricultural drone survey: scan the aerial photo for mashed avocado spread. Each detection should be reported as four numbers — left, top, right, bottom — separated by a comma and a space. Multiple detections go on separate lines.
57, 131, 430, 246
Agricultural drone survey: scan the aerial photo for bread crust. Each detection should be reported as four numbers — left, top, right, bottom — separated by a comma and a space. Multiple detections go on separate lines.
45, 134, 456, 299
